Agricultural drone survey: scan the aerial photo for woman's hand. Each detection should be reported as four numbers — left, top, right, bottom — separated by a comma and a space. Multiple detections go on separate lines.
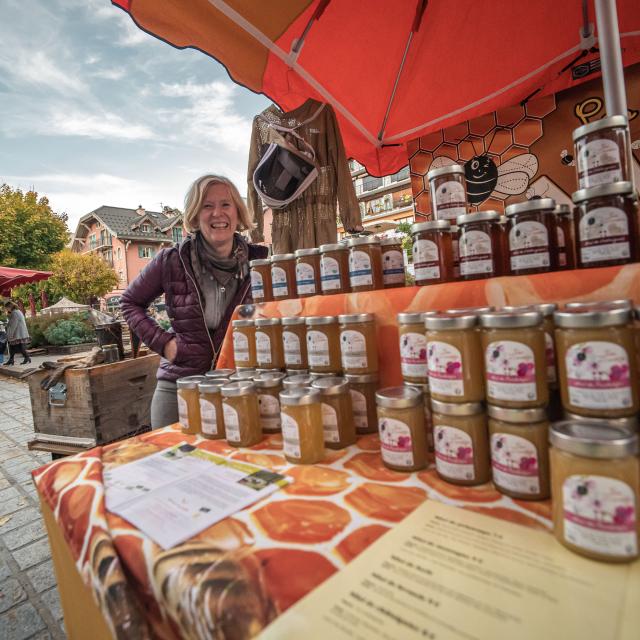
163, 338, 178, 363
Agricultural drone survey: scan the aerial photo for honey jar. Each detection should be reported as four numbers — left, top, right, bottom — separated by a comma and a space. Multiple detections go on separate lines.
380, 237, 406, 288
306, 316, 341, 374
254, 318, 285, 370
205, 368, 235, 380
232, 319, 257, 369
198, 379, 226, 440
221, 381, 262, 447
405, 382, 434, 460
319, 243, 351, 294
411, 220, 453, 285
457, 211, 502, 280
450, 225, 461, 279
311, 376, 356, 449
427, 164, 468, 222
553, 204, 576, 270
346, 236, 383, 292
338, 313, 378, 375
549, 420, 639, 562
286, 368, 308, 376
487, 405, 550, 500
270, 253, 296, 300
281, 316, 308, 370
345, 373, 379, 434
398, 312, 431, 384
282, 373, 314, 389
497, 216, 510, 277
294, 248, 321, 298
279, 387, 325, 464
229, 369, 256, 381
254, 371, 286, 433
376, 386, 427, 472
176, 375, 206, 434
249, 258, 273, 303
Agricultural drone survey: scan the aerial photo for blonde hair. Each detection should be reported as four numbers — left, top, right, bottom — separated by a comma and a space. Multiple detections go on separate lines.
183, 175, 253, 234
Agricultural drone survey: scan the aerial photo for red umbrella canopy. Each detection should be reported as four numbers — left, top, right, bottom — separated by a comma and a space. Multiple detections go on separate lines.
112, 0, 640, 176
0, 267, 52, 296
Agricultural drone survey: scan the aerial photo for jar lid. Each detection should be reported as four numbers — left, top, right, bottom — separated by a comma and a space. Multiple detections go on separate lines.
487, 404, 547, 423
310, 372, 335, 379
553, 204, 571, 216
285, 368, 308, 375
430, 398, 483, 416
205, 368, 236, 379
501, 303, 557, 317
198, 380, 226, 393
282, 374, 314, 388
311, 376, 349, 395
281, 316, 306, 326
456, 211, 500, 226
376, 386, 422, 408
425, 311, 477, 330
176, 375, 207, 389
572, 181, 634, 203
279, 386, 322, 406
564, 299, 632, 311
229, 369, 256, 381
427, 164, 466, 180
271, 253, 296, 262
254, 371, 286, 388
305, 315, 337, 326
338, 313, 374, 324
221, 380, 256, 397
232, 319, 254, 328
479, 310, 542, 328
571, 114, 629, 142
549, 420, 639, 458
563, 411, 639, 432
403, 381, 430, 393
411, 220, 451, 234
294, 248, 320, 257
397, 311, 437, 324
255, 317, 281, 327
553, 307, 631, 328
345, 372, 379, 384
345, 236, 381, 247
319, 243, 348, 252
444, 306, 493, 315
505, 198, 556, 217
249, 258, 271, 267
380, 237, 403, 246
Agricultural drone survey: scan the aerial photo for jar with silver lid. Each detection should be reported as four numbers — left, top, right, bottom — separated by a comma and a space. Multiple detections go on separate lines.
279, 387, 324, 464
427, 164, 468, 222
249, 258, 273, 302
563, 411, 639, 433
232, 318, 257, 369
221, 381, 261, 447
282, 373, 314, 389
254, 371, 286, 433
176, 375, 207, 435
319, 243, 350, 294
411, 220, 453, 285
565, 299, 632, 311
270, 253, 296, 300
456, 211, 502, 280
397, 311, 434, 384
198, 379, 227, 440
380, 237, 406, 288
404, 381, 434, 459
281, 316, 307, 370
345, 372, 379, 434
229, 369, 257, 381
305, 316, 341, 374
311, 376, 356, 449
346, 236, 383, 292
205, 368, 236, 380
254, 318, 284, 369
294, 248, 321, 298
338, 313, 378, 374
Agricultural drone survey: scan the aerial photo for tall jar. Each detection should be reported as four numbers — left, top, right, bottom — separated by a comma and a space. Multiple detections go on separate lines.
281, 316, 308, 370
249, 258, 273, 303
319, 243, 351, 294
427, 164, 468, 222
280, 387, 325, 464
294, 248, 321, 298
553, 204, 576, 270
311, 376, 356, 449
221, 381, 262, 447
380, 237, 406, 288
456, 211, 502, 280
398, 312, 430, 384
232, 319, 257, 369
198, 379, 226, 440
346, 236, 383, 292
176, 376, 206, 435
254, 371, 286, 433
305, 316, 342, 374
550, 420, 639, 562
411, 220, 453, 286
345, 373, 379, 435
450, 225, 461, 280
270, 253, 296, 301
254, 318, 284, 370
338, 313, 378, 374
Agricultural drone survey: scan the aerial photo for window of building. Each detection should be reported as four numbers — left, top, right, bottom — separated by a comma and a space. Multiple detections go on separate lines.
138, 245, 155, 259
140, 223, 151, 233
118, 270, 125, 282
390, 166, 410, 182
89, 234, 96, 250
362, 175, 383, 192
100, 230, 112, 245
117, 247, 122, 260
172, 227, 183, 243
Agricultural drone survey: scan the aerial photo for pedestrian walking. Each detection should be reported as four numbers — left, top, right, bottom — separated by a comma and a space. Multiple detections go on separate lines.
3, 301, 31, 365
0, 320, 6, 364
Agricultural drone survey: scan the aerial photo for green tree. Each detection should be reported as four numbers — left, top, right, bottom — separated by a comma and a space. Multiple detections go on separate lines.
395, 221, 413, 260
0, 184, 69, 268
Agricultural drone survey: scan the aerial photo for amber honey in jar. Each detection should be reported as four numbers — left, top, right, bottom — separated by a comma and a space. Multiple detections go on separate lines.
205, 368, 235, 380
553, 204, 576, 270
346, 236, 383, 292
549, 420, 639, 562
427, 164, 468, 222
279, 387, 325, 464
281, 316, 308, 370
249, 258, 273, 303
398, 312, 431, 384
450, 225, 461, 280
457, 211, 502, 280
479, 310, 548, 408
338, 313, 378, 375
254, 371, 286, 433
431, 399, 490, 485
380, 237, 406, 288
198, 380, 226, 440
306, 316, 341, 374
345, 373, 379, 434
232, 319, 257, 369
294, 248, 321, 298
411, 220, 453, 285
376, 386, 427, 472
221, 381, 262, 447
254, 318, 284, 370
270, 253, 296, 300
311, 376, 356, 449
176, 376, 206, 434
487, 405, 550, 500
572, 182, 638, 269
319, 243, 351, 294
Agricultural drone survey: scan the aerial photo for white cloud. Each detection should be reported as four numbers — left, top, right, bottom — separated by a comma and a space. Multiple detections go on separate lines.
46, 110, 155, 141
91, 68, 126, 80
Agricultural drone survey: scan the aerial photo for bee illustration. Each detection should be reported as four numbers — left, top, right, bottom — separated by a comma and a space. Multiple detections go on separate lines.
631, 140, 640, 150
561, 149, 575, 166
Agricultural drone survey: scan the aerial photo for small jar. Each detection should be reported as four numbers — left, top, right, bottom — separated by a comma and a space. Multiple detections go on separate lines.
205, 368, 235, 380
254, 371, 286, 433
319, 243, 351, 294
311, 376, 356, 449
282, 373, 314, 389
479, 310, 548, 408
553, 204, 576, 270
294, 248, 321, 298
280, 387, 325, 464
487, 405, 550, 500
450, 225, 460, 280
405, 381, 434, 460
411, 220, 453, 285
572, 115, 633, 189
346, 236, 383, 292
221, 381, 262, 447
456, 211, 502, 280
497, 216, 510, 276
306, 316, 342, 374
229, 369, 256, 381
249, 258, 273, 303
563, 411, 639, 433
270, 253, 296, 300
254, 318, 284, 370
553, 306, 639, 418
572, 182, 638, 269
338, 313, 378, 374
431, 399, 490, 485
232, 319, 257, 369
398, 312, 429, 384
376, 386, 427, 472
380, 237, 406, 288
427, 164, 468, 222
505, 198, 557, 275
549, 420, 639, 562
176, 376, 207, 434
425, 312, 484, 403
345, 373, 379, 434
281, 316, 308, 370
198, 380, 226, 440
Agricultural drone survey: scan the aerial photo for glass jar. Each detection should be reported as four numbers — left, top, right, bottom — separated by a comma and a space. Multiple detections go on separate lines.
404, 382, 434, 461
346, 236, 383, 292
563, 411, 639, 433
427, 164, 468, 222
553, 306, 639, 418
280, 387, 325, 464
319, 243, 351, 294
249, 258, 273, 303
450, 225, 460, 280
398, 312, 430, 384
232, 319, 257, 369
281, 316, 308, 370
487, 405, 550, 500
549, 420, 639, 562
305, 316, 342, 374
254, 371, 286, 433
283, 373, 314, 389
229, 369, 256, 382
380, 237, 406, 288
479, 310, 548, 408
505, 198, 557, 275
572, 115, 633, 189
198, 380, 226, 440
311, 376, 356, 449
345, 373, 379, 434
254, 318, 284, 370
456, 211, 502, 280
571, 182, 638, 269
176, 376, 206, 434
431, 399, 490, 485
425, 312, 484, 403
497, 216, 510, 277
411, 220, 453, 285
221, 381, 262, 447
270, 253, 296, 300
553, 204, 576, 270
205, 368, 235, 380
294, 248, 321, 298
376, 386, 427, 472
338, 313, 378, 374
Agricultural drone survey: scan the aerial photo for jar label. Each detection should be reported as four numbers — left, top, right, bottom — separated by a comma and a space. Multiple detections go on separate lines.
177, 394, 189, 430
350, 389, 369, 432
199, 398, 218, 435
413, 239, 440, 281
433, 180, 467, 220
434, 425, 475, 480
578, 206, 630, 264
281, 413, 301, 458
250, 269, 264, 300
222, 402, 240, 441
577, 138, 623, 189
307, 330, 330, 367
485, 340, 537, 402
427, 340, 464, 397
321, 402, 339, 443
341, 329, 368, 369
400, 331, 428, 378
233, 330, 250, 364
258, 394, 281, 431
349, 250, 373, 286
490, 433, 540, 494
509, 220, 550, 270
295, 262, 317, 295
283, 330, 302, 365
379, 417, 414, 467
545, 331, 557, 384
271, 265, 289, 297
255, 330, 272, 365
320, 256, 341, 291
562, 475, 637, 558
565, 341, 632, 409
459, 230, 494, 276
382, 249, 405, 285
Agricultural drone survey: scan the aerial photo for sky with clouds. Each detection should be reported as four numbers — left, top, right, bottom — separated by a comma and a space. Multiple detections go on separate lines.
0, 0, 270, 232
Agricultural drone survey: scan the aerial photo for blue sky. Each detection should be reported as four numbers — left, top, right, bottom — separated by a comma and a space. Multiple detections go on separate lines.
0, 0, 270, 232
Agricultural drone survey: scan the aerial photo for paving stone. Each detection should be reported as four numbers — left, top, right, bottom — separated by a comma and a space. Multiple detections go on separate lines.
0, 556, 11, 581
0, 578, 26, 614
25, 561, 57, 594
12, 538, 51, 570
2, 519, 47, 551
40, 588, 63, 622
0, 507, 41, 534
0, 487, 19, 503
0, 497, 29, 517
0, 601, 46, 640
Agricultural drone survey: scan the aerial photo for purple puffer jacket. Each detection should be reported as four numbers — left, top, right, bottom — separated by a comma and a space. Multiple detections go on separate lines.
120, 235, 268, 381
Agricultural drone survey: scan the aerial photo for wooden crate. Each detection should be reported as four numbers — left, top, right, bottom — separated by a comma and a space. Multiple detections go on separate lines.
28, 354, 160, 443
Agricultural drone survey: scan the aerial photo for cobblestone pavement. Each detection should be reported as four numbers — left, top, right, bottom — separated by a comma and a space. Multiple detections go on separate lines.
0, 377, 66, 639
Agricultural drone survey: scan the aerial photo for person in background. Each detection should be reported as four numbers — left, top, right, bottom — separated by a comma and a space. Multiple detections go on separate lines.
0, 319, 6, 364
3, 301, 31, 365
121, 175, 268, 428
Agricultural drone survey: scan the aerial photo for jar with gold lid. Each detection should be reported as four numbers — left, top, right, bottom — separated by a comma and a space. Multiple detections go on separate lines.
450, 225, 460, 280
319, 243, 351, 294
338, 313, 378, 374
294, 248, 321, 298
254, 371, 286, 433
487, 405, 550, 500
221, 381, 262, 447
553, 204, 576, 270
404, 381, 434, 461
306, 316, 341, 374
198, 380, 226, 440
380, 237, 406, 288
270, 253, 296, 300
411, 220, 453, 285
229, 369, 256, 382
311, 376, 356, 449
232, 319, 257, 369
176, 376, 206, 434
456, 211, 502, 280
345, 373, 379, 434
346, 236, 383, 292
280, 387, 325, 464
254, 318, 284, 370
549, 420, 639, 562
398, 312, 432, 384
249, 258, 273, 303
205, 368, 235, 380
283, 373, 314, 389
427, 164, 468, 222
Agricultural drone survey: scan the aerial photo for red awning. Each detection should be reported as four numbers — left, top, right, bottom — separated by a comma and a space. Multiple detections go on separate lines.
0, 267, 52, 296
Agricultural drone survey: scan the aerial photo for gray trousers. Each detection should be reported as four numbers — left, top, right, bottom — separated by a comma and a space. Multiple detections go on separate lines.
150, 380, 179, 428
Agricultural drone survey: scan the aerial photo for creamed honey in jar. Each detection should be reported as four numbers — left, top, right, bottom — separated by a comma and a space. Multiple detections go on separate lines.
279, 387, 325, 464
338, 313, 378, 374
281, 316, 308, 370
254, 318, 285, 370
346, 236, 383, 292
232, 319, 257, 369
176, 376, 207, 434
221, 381, 262, 447
306, 316, 342, 374
398, 312, 432, 384
311, 376, 356, 449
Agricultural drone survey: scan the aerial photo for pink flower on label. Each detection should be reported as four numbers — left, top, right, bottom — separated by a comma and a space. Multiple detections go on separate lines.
609, 364, 629, 382
456, 447, 472, 463
419, 348, 427, 360
613, 506, 635, 525
519, 457, 537, 472
516, 362, 534, 378
445, 361, 461, 375
397, 436, 411, 449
